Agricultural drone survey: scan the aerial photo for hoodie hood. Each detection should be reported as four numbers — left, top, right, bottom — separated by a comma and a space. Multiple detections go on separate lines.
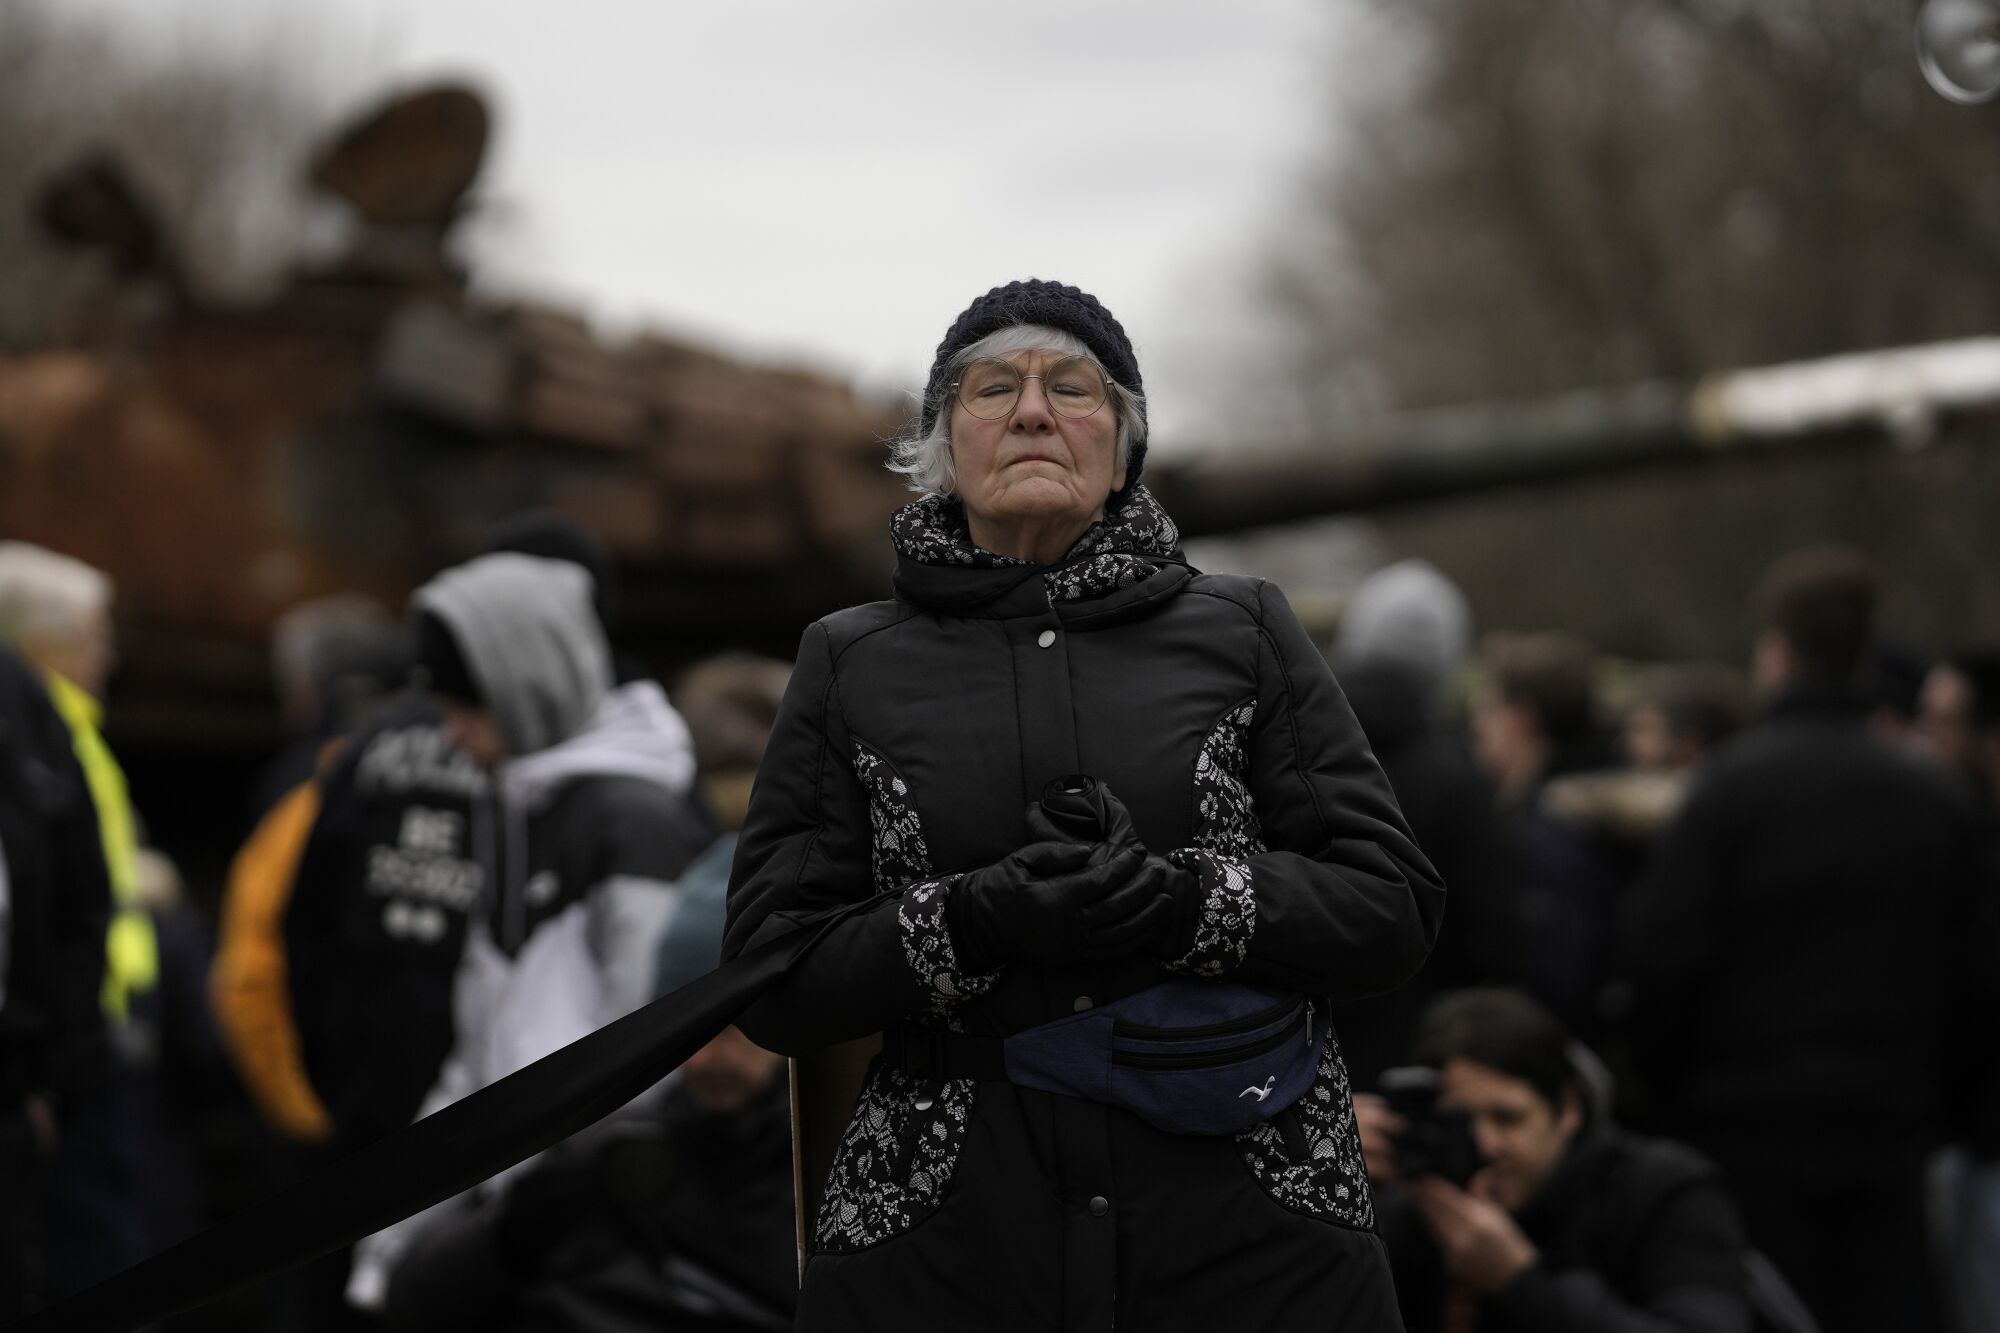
502, 679, 698, 811
413, 553, 610, 757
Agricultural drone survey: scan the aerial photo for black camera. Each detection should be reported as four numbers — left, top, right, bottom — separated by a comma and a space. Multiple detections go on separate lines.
1377, 1066, 1482, 1188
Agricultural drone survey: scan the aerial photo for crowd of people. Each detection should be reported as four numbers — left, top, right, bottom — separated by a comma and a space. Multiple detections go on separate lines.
1335, 546, 1998, 1333
0, 505, 1995, 1332
0, 522, 801, 1330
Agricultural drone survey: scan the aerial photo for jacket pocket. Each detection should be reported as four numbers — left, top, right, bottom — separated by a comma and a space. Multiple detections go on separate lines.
1233, 1008, 1377, 1230
813, 1065, 976, 1255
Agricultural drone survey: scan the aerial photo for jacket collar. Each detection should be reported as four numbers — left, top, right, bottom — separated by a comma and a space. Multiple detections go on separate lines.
890, 483, 1190, 621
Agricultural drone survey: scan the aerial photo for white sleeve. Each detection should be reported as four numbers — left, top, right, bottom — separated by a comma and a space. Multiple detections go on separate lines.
586, 874, 681, 1020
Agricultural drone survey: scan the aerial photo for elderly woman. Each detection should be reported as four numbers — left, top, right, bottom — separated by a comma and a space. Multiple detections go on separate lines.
724, 280, 1443, 1331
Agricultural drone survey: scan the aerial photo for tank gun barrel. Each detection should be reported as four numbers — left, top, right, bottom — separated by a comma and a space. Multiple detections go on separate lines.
1151, 337, 2000, 536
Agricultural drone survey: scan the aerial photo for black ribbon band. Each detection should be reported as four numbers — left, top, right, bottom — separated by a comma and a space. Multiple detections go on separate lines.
7, 892, 890, 1333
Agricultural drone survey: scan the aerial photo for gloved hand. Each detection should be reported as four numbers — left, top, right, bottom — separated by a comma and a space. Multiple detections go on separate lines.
1026, 776, 1203, 962
944, 839, 1149, 972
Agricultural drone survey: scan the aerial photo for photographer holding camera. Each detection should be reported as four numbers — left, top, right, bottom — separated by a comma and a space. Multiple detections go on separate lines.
1355, 989, 1759, 1332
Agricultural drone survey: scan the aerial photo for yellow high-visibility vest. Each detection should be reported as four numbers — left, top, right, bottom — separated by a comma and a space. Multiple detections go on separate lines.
44, 670, 158, 1020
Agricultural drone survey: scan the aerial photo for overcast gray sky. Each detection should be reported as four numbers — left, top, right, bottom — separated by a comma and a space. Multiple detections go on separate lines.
63, 0, 1346, 440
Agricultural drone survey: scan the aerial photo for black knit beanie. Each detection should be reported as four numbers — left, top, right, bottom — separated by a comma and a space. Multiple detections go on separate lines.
920, 278, 1146, 494
412, 610, 482, 707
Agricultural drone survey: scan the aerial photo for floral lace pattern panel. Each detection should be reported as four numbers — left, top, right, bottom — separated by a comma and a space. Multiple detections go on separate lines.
813, 1065, 978, 1254
1189, 697, 1262, 858
850, 740, 932, 893
1163, 849, 1256, 978
897, 875, 997, 1026
1164, 697, 1264, 977
1235, 1014, 1375, 1231
889, 484, 1181, 603
851, 739, 995, 1025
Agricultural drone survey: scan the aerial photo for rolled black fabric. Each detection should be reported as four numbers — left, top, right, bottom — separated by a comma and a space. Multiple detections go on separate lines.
1030, 773, 1120, 843
5, 892, 890, 1333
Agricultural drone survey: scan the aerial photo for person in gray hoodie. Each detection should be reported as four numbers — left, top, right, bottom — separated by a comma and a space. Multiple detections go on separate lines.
1331, 560, 1518, 1090
346, 553, 710, 1312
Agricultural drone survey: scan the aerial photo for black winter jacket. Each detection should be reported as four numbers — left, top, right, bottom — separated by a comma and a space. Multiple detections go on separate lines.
0, 645, 110, 1118
725, 551, 1445, 1332
381, 1078, 797, 1333
284, 694, 488, 1150
1381, 1126, 1751, 1332
1617, 682, 1986, 1182
1333, 659, 1516, 1091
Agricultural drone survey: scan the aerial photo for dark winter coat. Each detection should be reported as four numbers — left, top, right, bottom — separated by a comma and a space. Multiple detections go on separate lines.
1381, 1126, 1751, 1332
284, 693, 489, 1150
1954, 816, 2000, 1159
0, 643, 111, 1119
725, 500, 1445, 1333
381, 1077, 797, 1333
1334, 659, 1516, 1091
0, 646, 111, 1319
1617, 681, 1986, 1183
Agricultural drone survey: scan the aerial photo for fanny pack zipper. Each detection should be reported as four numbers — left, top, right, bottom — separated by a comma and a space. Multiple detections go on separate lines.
1111, 996, 1297, 1042
1111, 1007, 1308, 1071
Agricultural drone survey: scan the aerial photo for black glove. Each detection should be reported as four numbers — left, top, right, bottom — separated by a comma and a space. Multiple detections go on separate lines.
945, 839, 1149, 972
1027, 776, 1203, 962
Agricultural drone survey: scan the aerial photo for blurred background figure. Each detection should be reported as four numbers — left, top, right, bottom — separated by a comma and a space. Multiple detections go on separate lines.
345, 552, 710, 1312
0, 542, 156, 1028
0, 642, 112, 1320
213, 515, 642, 1329
1469, 630, 1622, 1038
1865, 638, 1933, 748
122, 846, 231, 1261
213, 591, 465, 1152
377, 652, 799, 1333
251, 595, 406, 826
0, 540, 165, 1299
1917, 650, 2000, 799
1915, 649, 2000, 1333
1621, 663, 1752, 777
1538, 659, 1754, 896
380, 1013, 795, 1333
387, 1017, 797, 1333
656, 652, 793, 990
1330, 559, 1517, 1091
1616, 546, 1988, 1333
1355, 988, 1763, 1333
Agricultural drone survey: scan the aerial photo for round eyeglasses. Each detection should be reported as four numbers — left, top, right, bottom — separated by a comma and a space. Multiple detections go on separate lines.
950, 356, 1111, 421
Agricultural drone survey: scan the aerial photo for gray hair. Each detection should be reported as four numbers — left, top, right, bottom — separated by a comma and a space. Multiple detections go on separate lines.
888, 325, 1149, 499
0, 541, 111, 648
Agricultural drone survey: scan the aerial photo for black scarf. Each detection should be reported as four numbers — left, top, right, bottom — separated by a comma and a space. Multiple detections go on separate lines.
889, 484, 1182, 603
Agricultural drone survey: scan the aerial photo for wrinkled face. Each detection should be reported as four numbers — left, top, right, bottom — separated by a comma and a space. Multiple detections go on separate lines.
1437, 1058, 1580, 1212
949, 348, 1126, 537
681, 1024, 786, 1114
436, 697, 509, 769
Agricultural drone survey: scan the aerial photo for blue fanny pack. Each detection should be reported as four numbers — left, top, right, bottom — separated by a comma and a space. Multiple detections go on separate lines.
883, 981, 1324, 1137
